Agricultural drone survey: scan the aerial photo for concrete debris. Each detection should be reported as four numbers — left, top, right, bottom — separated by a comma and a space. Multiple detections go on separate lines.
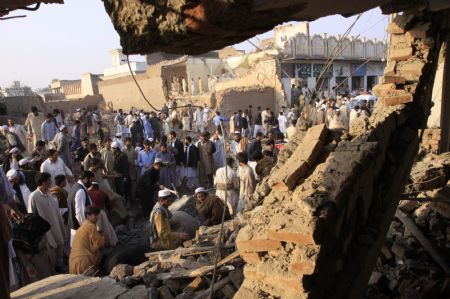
366, 153, 450, 298
106, 220, 243, 298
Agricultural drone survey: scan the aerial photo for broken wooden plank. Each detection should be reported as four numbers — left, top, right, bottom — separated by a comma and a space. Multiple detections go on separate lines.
155, 252, 240, 280
395, 210, 450, 275
145, 246, 216, 258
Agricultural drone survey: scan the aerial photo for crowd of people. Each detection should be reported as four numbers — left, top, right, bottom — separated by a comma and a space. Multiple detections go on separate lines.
0, 87, 376, 298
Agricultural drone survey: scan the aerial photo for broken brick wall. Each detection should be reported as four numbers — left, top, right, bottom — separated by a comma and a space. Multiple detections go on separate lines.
235, 9, 449, 299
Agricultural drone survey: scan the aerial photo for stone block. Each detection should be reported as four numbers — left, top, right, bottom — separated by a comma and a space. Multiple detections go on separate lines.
237, 239, 282, 253
241, 252, 262, 264
390, 47, 413, 61
267, 229, 314, 245
291, 261, 315, 275
381, 94, 413, 106
384, 61, 397, 76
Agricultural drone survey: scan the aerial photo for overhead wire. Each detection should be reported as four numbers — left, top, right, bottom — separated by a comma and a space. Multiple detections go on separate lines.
126, 55, 203, 111
314, 14, 388, 94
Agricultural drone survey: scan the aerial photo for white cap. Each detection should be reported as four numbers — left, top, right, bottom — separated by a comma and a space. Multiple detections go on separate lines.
76, 108, 81, 112
115, 132, 122, 137
154, 158, 163, 164
148, 138, 154, 142
6, 169, 18, 180
158, 189, 171, 198
59, 125, 66, 131
19, 158, 30, 166
195, 187, 206, 194
91, 181, 99, 185
111, 141, 121, 149
9, 147, 19, 154
234, 131, 241, 135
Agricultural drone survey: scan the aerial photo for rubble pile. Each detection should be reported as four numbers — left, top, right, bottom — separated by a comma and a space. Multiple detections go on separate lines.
109, 220, 244, 298
366, 153, 450, 298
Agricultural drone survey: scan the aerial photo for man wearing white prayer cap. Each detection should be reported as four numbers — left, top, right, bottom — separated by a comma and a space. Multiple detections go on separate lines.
148, 189, 190, 250
6, 169, 31, 213
195, 186, 230, 226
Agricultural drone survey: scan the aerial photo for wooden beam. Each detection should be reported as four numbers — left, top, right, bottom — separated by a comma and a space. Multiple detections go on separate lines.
395, 209, 450, 275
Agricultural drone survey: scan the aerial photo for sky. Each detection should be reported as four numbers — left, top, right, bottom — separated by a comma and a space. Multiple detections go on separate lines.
0, 0, 389, 89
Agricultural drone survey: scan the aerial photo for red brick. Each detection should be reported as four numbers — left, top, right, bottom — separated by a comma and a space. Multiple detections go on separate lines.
244, 267, 304, 294
291, 261, 315, 275
237, 239, 281, 253
241, 252, 262, 264
390, 47, 413, 61
372, 83, 395, 97
380, 76, 406, 84
384, 61, 396, 76
269, 124, 327, 191
387, 23, 406, 34
381, 94, 413, 106
268, 250, 280, 257
267, 229, 314, 245
397, 61, 425, 77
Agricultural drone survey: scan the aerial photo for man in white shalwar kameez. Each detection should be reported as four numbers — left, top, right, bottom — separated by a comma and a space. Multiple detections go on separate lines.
193, 107, 204, 133
28, 172, 67, 276
214, 157, 239, 216
210, 131, 225, 172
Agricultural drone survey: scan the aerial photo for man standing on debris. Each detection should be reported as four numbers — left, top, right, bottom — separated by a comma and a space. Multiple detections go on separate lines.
28, 172, 67, 275
253, 106, 263, 138
195, 187, 230, 226
193, 107, 204, 133
198, 132, 215, 188
236, 152, 256, 213
40, 113, 59, 146
25, 106, 45, 152
215, 157, 239, 216
149, 189, 190, 250
52, 125, 71, 169
136, 158, 163, 215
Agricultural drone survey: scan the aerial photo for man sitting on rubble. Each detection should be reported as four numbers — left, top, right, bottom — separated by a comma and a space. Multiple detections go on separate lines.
149, 189, 190, 250
195, 187, 230, 226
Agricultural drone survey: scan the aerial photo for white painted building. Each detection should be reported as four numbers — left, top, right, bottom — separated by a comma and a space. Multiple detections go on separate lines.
274, 23, 387, 105
103, 49, 147, 80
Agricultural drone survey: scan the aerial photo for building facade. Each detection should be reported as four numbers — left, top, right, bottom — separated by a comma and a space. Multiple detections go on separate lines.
274, 24, 387, 105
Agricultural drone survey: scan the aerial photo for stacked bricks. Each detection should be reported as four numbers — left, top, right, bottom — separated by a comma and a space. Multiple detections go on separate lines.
235, 10, 442, 299
375, 14, 433, 109
421, 128, 441, 153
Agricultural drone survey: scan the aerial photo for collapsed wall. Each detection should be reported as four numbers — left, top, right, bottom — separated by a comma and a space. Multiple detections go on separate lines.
214, 55, 286, 113
98, 69, 166, 112
235, 9, 449, 299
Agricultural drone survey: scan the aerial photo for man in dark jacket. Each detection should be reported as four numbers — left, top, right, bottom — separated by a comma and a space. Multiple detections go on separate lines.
248, 132, 263, 161
168, 131, 184, 187
183, 136, 200, 189
254, 106, 263, 138
111, 142, 131, 202
136, 159, 162, 215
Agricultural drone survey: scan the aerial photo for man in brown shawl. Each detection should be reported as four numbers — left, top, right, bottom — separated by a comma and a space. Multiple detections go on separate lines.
69, 205, 105, 275
195, 187, 230, 226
